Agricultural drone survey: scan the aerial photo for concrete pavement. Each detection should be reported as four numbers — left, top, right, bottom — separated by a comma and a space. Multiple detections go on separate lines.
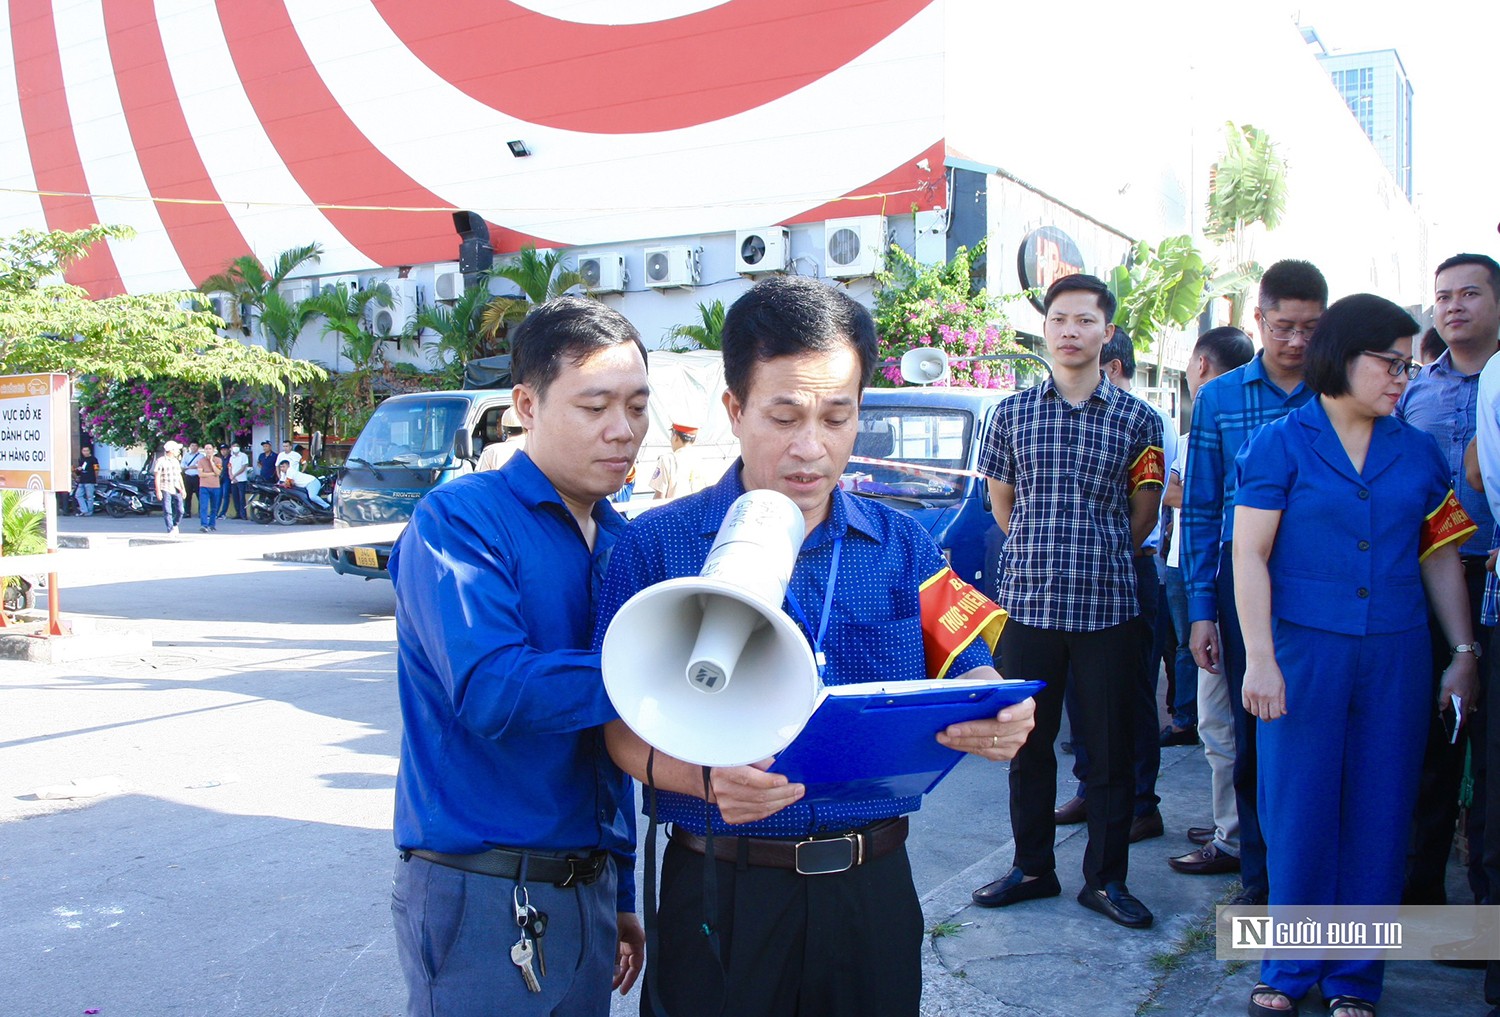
0, 513, 1490, 1015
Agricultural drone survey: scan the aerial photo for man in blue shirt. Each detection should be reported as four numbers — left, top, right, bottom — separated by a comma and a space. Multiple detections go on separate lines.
1401, 252, 1500, 908
388, 298, 649, 1017
1181, 259, 1327, 906
596, 276, 1035, 1017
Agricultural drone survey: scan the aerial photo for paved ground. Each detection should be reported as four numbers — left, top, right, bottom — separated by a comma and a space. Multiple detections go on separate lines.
0, 513, 1490, 1015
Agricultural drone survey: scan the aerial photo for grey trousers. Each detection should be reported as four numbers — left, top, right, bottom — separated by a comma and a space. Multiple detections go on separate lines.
392, 852, 618, 1017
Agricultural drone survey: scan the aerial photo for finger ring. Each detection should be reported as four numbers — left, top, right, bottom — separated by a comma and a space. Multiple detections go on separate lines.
991, 734, 999, 748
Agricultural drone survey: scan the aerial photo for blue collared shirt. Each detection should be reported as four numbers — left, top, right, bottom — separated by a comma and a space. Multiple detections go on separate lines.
1236, 397, 1466, 635
1396, 349, 1496, 557
593, 462, 995, 837
977, 374, 1165, 632
389, 452, 636, 911
1182, 352, 1314, 624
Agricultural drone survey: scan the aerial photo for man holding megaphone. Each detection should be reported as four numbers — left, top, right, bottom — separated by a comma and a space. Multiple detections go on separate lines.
596, 276, 1037, 1017
387, 299, 648, 1017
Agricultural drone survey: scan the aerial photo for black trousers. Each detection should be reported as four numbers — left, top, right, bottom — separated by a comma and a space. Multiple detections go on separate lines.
1006, 618, 1138, 888
643, 839, 922, 1017
1405, 554, 1491, 905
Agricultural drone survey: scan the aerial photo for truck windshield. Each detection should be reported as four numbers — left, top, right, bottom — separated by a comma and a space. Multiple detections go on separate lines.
844, 407, 973, 505
349, 397, 470, 469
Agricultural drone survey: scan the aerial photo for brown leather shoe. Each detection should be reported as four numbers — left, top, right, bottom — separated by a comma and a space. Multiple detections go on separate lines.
1129, 809, 1164, 843
1167, 843, 1240, 875
1186, 825, 1214, 845
1054, 795, 1086, 825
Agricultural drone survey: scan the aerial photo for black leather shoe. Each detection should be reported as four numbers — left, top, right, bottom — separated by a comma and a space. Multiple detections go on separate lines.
1159, 724, 1199, 747
1167, 843, 1240, 874
1078, 882, 1153, 928
1227, 889, 1267, 907
1054, 795, 1086, 825
1186, 825, 1214, 845
971, 867, 1062, 908
1129, 809, 1164, 843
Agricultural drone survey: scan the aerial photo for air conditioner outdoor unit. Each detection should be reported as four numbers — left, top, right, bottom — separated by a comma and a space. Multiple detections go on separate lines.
280, 280, 313, 304
578, 253, 627, 293
736, 228, 790, 274
319, 274, 360, 297
824, 216, 886, 278
644, 246, 700, 289
367, 278, 416, 338
206, 291, 235, 323
433, 269, 465, 302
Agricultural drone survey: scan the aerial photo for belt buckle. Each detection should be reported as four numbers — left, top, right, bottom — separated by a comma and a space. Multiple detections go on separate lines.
794, 833, 863, 875
555, 853, 601, 888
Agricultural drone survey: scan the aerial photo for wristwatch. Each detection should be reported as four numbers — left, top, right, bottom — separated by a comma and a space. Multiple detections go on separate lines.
1453, 643, 1483, 660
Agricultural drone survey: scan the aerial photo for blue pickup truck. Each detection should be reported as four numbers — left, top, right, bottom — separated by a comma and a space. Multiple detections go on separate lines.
849, 386, 1013, 599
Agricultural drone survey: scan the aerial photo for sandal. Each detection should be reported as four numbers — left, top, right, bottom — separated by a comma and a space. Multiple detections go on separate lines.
1249, 982, 1298, 1016
1326, 996, 1375, 1017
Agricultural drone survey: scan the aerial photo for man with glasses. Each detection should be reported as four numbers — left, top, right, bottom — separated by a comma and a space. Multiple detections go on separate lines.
1403, 253, 1500, 910
1182, 259, 1328, 907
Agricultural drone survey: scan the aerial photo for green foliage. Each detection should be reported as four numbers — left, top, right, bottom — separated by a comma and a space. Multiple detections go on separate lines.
663, 300, 727, 352
1205, 123, 1287, 242
417, 284, 504, 389
0, 226, 324, 389
479, 245, 588, 339
303, 283, 405, 418
1108, 236, 1214, 350
78, 376, 269, 451
1, 490, 46, 595
872, 240, 1025, 389
197, 243, 324, 327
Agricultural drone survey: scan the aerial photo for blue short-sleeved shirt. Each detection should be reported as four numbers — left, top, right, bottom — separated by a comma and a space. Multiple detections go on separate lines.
593, 462, 996, 837
389, 452, 637, 910
976, 374, 1165, 632
1234, 398, 1469, 637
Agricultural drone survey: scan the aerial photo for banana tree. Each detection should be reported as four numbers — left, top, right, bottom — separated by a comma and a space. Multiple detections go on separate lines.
478, 245, 587, 340
1205, 123, 1288, 324
1108, 236, 1214, 352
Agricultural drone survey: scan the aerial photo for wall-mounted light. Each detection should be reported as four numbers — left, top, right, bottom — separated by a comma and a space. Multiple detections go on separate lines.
507, 140, 531, 158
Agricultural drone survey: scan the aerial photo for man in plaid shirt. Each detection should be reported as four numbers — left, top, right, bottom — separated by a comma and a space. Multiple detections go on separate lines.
971, 274, 1165, 928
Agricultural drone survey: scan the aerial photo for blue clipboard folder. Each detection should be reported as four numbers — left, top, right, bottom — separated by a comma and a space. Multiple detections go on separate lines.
769, 677, 1045, 805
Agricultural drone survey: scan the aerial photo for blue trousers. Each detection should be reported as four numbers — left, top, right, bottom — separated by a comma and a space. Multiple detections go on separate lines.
198, 486, 221, 528
392, 853, 618, 1017
1163, 565, 1198, 726
1219, 546, 1269, 899
1258, 620, 1428, 1003
161, 492, 184, 531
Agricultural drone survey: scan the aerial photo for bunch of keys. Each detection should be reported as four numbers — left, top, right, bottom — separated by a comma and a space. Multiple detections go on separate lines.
510, 886, 549, 993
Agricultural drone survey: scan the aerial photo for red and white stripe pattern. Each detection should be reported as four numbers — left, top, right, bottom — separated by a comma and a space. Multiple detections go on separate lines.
2, 0, 945, 297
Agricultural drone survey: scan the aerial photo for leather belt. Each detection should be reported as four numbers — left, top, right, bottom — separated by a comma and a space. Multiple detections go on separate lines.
403, 846, 607, 887
670, 816, 908, 875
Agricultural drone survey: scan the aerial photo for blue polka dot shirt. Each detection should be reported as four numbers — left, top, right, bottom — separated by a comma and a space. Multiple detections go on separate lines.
594, 462, 996, 837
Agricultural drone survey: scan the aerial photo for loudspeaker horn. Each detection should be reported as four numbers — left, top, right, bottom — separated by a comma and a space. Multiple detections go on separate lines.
900, 346, 950, 385
601, 490, 820, 767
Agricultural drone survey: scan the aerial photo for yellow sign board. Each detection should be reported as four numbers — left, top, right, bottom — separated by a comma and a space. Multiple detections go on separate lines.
0, 373, 70, 492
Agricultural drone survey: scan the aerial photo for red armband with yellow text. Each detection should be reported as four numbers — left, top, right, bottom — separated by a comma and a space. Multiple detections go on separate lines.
1128, 446, 1165, 496
919, 567, 1008, 678
1420, 489, 1477, 562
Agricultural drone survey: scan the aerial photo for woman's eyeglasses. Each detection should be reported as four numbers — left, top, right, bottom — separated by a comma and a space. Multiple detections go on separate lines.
1361, 351, 1420, 380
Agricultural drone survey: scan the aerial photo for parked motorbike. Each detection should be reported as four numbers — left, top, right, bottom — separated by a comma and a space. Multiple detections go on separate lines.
245, 478, 280, 524
98, 478, 150, 518
270, 482, 334, 525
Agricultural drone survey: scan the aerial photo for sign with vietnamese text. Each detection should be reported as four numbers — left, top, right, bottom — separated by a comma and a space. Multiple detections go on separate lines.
0, 373, 70, 491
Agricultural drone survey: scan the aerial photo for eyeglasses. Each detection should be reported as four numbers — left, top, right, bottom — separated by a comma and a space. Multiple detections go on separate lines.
1361, 351, 1420, 380
1263, 325, 1315, 341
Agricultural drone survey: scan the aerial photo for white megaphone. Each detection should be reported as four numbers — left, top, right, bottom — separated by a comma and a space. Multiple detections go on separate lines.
900, 346, 950, 385
601, 490, 820, 767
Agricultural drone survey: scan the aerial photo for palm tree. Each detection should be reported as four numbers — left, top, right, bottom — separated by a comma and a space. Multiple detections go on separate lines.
304, 283, 399, 426
478, 245, 587, 340
663, 300, 727, 352
415, 284, 499, 389
200, 243, 324, 441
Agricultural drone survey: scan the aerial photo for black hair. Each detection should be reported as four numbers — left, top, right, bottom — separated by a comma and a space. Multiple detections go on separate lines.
509, 296, 647, 398
1259, 260, 1328, 310
1304, 293, 1420, 397
1042, 273, 1116, 321
721, 276, 878, 402
1100, 329, 1136, 375
1435, 253, 1500, 300
1420, 326, 1447, 364
1193, 326, 1255, 373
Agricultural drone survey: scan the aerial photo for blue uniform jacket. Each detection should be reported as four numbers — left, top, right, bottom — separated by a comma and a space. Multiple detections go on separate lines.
1234, 398, 1470, 637
389, 452, 636, 911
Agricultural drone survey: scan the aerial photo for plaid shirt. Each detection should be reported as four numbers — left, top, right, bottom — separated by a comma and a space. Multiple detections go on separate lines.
1396, 349, 1495, 557
152, 453, 184, 495
978, 375, 1164, 632
1181, 353, 1312, 623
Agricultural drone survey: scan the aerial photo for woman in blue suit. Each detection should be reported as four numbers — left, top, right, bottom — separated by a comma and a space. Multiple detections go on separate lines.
1234, 294, 1480, 1017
